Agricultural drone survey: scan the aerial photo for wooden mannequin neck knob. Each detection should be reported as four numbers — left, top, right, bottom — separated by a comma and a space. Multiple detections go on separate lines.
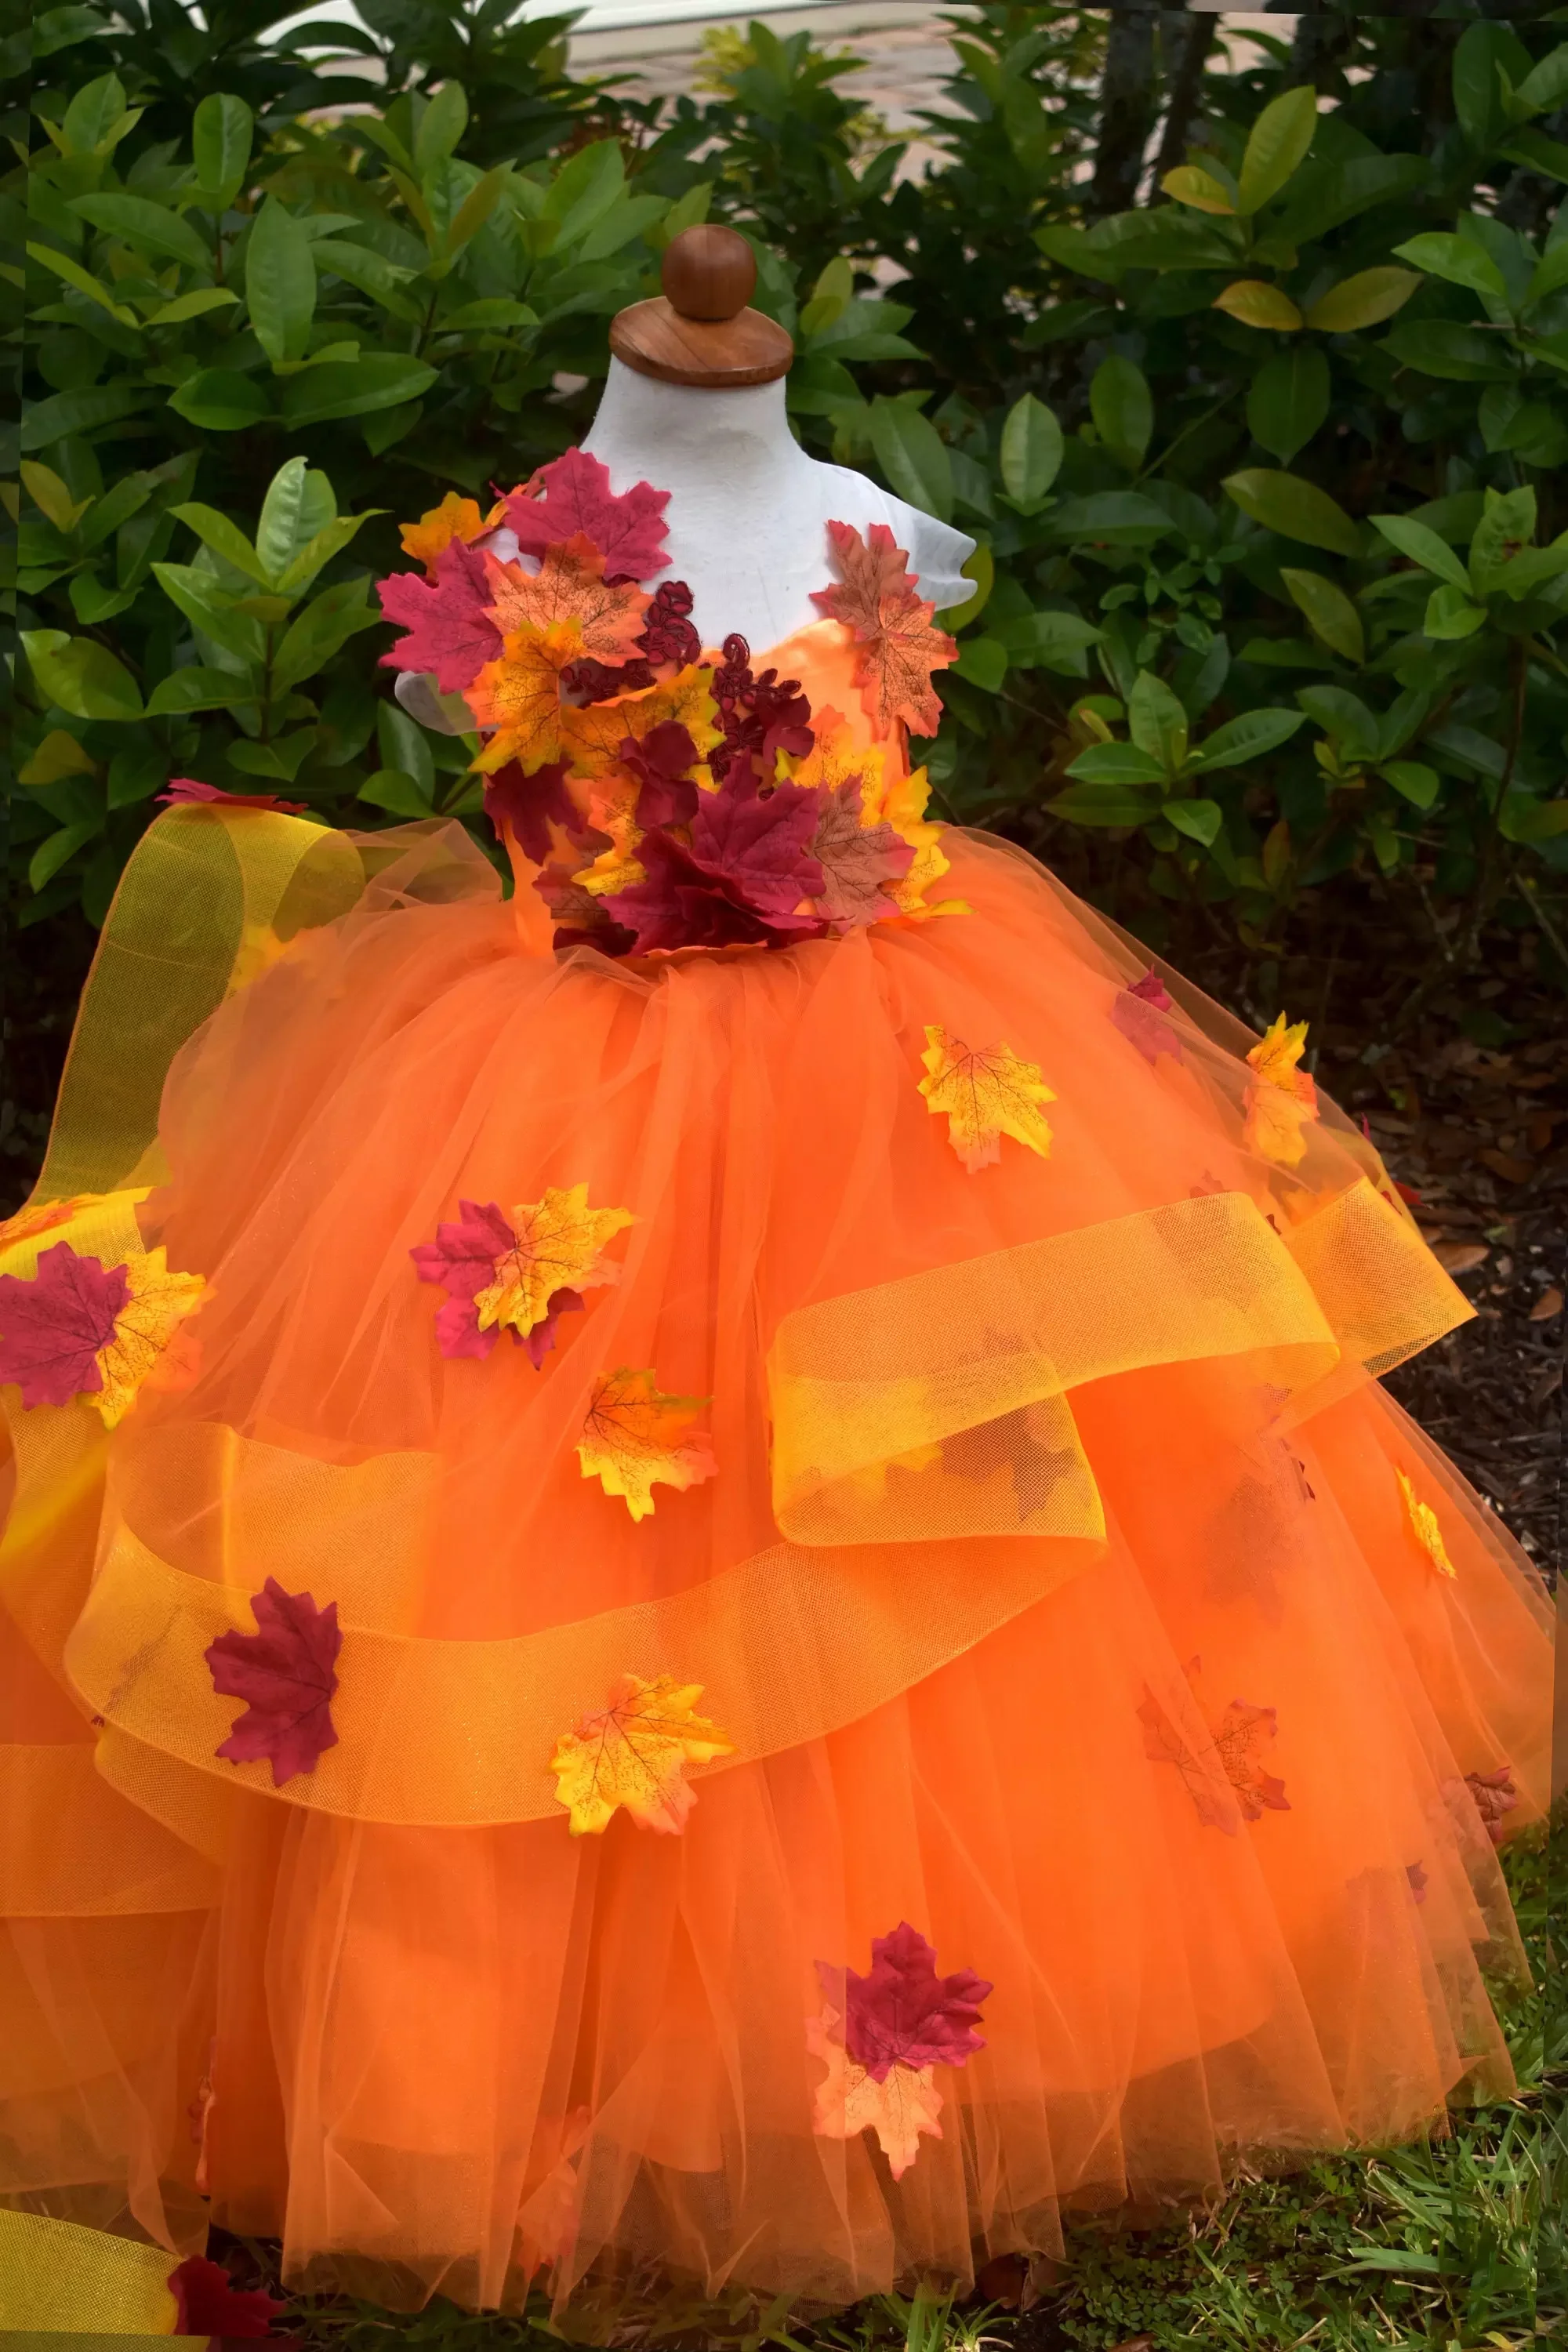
609, 224, 793, 389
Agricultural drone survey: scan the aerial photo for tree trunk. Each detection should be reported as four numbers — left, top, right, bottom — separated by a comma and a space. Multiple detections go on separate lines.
1089, 8, 1158, 219
1152, 11, 1218, 188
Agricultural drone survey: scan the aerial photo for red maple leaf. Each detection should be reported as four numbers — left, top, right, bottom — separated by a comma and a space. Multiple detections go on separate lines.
833, 1922, 991, 2083
483, 760, 579, 863
1111, 969, 1183, 1065
622, 720, 700, 829
0, 1241, 128, 1406
607, 773, 826, 953
378, 535, 503, 694
410, 1198, 517, 1359
506, 449, 670, 583
169, 2252, 287, 2337
205, 1579, 343, 1788
808, 777, 913, 928
158, 778, 308, 815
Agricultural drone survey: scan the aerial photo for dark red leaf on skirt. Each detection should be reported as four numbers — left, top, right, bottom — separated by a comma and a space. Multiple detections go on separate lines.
484, 760, 579, 863
840, 1920, 992, 2082
1112, 971, 1182, 1065
169, 2252, 287, 2336
378, 536, 503, 695
205, 1578, 343, 1787
411, 1199, 516, 1359
1406, 1859, 1428, 1904
0, 1241, 128, 1406
523, 1287, 585, 1368
159, 777, 308, 815
506, 448, 670, 583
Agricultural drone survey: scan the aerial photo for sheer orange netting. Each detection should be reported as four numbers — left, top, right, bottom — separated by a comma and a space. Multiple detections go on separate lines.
0, 622, 1553, 2323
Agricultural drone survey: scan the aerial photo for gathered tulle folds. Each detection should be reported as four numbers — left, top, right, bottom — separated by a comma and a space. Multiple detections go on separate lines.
0, 801, 1552, 2318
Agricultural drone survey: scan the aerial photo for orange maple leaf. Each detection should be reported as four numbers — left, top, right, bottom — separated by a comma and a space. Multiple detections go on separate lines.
466, 621, 585, 775
400, 491, 498, 574
577, 1367, 717, 1520
474, 1184, 634, 1340
0, 1194, 100, 1255
811, 521, 957, 739
484, 534, 651, 665
549, 1672, 734, 1835
1140, 1658, 1290, 1830
1397, 1468, 1456, 1577
1243, 1014, 1319, 1167
560, 662, 722, 786
917, 1025, 1054, 1172
806, 2002, 943, 2178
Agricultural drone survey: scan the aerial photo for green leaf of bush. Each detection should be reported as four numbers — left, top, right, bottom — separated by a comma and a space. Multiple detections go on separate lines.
279, 354, 438, 426
193, 90, 252, 211
1279, 567, 1364, 663
168, 370, 270, 430
245, 198, 318, 366
1189, 709, 1305, 769
1063, 742, 1169, 786
1089, 354, 1152, 470
1247, 349, 1329, 465
1370, 513, 1471, 587
22, 627, 143, 719
1236, 86, 1319, 216
1223, 470, 1362, 555
71, 191, 213, 274
146, 669, 256, 715
999, 393, 1062, 506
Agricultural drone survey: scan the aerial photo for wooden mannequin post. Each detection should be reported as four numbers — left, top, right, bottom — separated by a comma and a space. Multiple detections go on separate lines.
609, 224, 794, 389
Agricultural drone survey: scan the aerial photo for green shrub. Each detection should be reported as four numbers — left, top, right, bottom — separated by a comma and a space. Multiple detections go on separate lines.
10, 2, 1566, 998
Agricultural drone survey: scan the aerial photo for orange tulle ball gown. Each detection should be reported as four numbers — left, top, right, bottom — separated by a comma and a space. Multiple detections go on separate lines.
0, 450, 1553, 2329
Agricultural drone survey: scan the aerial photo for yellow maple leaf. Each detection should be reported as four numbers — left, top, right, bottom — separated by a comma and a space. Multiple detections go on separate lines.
574, 794, 646, 897
399, 491, 496, 574
93, 1247, 208, 1427
1243, 1014, 1320, 1168
917, 1025, 1054, 1173
577, 1366, 717, 1520
485, 534, 650, 664
561, 662, 721, 782
549, 1671, 734, 1835
466, 621, 585, 775
805, 2005, 944, 2179
0, 1193, 100, 1258
1397, 1468, 1456, 1577
474, 1184, 634, 1340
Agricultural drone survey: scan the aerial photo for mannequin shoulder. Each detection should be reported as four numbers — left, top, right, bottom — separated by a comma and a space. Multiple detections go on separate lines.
804, 460, 976, 611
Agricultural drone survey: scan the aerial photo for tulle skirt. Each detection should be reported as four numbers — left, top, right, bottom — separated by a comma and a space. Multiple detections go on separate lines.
0, 808, 1552, 2314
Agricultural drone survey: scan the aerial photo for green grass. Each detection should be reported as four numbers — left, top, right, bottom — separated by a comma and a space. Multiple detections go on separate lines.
255, 1824, 1562, 2352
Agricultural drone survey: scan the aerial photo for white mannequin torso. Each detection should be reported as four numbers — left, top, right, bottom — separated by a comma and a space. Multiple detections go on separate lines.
396, 358, 975, 734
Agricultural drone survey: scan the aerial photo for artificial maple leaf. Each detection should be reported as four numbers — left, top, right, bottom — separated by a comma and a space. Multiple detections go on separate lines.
1243, 1013, 1319, 1168
575, 803, 647, 898
477, 1185, 633, 1339
1137, 1686, 1236, 1833
169, 2252, 287, 2338
94, 1247, 207, 1426
549, 1671, 733, 1835
0, 1193, 97, 1254
524, 1287, 584, 1369
806, 2003, 944, 2179
1112, 970, 1184, 1065
1396, 1468, 1456, 1577
838, 1922, 991, 2081
808, 777, 914, 929
606, 773, 827, 953
485, 534, 651, 663
411, 1198, 518, 1359
0, 1242, 127, 1405
1211, 1697, 1291, 1820
506, 448, 670, 582
205, 1577, 342, 1787
483, 760, 581, 863
1406, 1859, 1429, 1904
577, 1366, 717, 1519
917, 1025, 1054, 1173
158, 776, 307, 815
1465, 1765, 1518, 1846
466, 621, 585, 773
400, 489, 495, 574
378, 535, 504, 695
560, 661, 721, 782
811, 520, 957, 738
622, 721, 702, 829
